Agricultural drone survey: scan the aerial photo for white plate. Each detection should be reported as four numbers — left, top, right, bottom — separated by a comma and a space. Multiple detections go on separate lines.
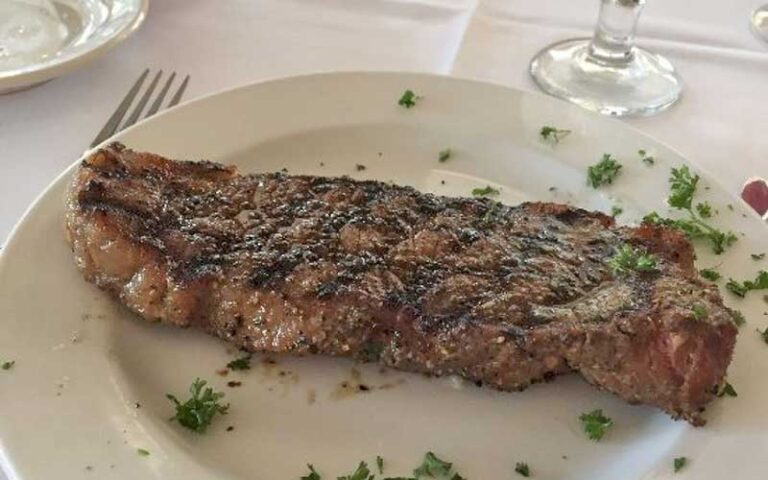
1, 72, 766, 480
0, 0, 148, 94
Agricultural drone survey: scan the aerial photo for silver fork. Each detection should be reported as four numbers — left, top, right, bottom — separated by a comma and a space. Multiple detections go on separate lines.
90, 69, 190, 148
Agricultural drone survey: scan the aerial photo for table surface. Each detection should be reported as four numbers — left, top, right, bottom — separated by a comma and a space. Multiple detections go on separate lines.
0, 1, 766, 477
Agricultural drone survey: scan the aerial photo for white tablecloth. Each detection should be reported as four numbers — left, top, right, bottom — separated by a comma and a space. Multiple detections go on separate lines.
0, 0, 766, 242
0, 2, 767, 477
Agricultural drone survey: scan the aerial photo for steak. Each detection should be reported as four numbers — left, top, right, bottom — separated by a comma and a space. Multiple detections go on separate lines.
65, 143, 737, 425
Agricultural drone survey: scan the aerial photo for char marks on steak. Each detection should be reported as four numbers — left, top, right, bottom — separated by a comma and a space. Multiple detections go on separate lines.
65, 143, 737, 424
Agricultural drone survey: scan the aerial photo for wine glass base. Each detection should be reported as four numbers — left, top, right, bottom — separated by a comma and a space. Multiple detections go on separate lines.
529, 38, 682, 117
751, 6, 768, 42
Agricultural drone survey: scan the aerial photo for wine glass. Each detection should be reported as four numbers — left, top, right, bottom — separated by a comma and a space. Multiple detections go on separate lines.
529, 0, 682, 117
752, 5, 768, 42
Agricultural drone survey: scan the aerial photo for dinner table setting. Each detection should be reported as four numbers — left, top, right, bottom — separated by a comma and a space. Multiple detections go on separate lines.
1, 1, 767, 479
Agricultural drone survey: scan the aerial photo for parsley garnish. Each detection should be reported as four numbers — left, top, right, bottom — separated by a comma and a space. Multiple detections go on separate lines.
699, 268, 721, 281
579, 409, 613, 441
611, 205, 623, 217
608, 244, 658, 275
638, 149, 655, 165
438, 149, 452, 163
668, 166, 698, 210
137, 448, 150, 456
355, 164, 367, 172
227, 354, 252, 371
757, 327, 768, 343
752, 253, 766, 260
377, 456, 384, 474
166, 378, 229, 433
450, 474, 466, 480
644, 211, 737, 254
716, 382, 737, 397
731, 310, 746, 327
691, 305, 707, 320
759, 327, 768, 344
587, 154, 622, 188
642, 166, 737, 254
725, 271, 768, 297
472, 186, 500, 197
514, 462, 530, 477
301, 464, 321, 480
540, 126, 571, 144
413, 452, 452, 478
338, 461, 370, 480
398, 90, 420, 109
673, 457, 687, 473
726, 280, 749, 297
1, 360, 15, 370
695, 202, 713, 218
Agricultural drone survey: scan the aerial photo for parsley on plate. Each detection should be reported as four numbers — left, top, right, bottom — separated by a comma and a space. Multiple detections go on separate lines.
726, 271, 768, 297
716, 382, 737, 397
227, 354, 252, 371
398, 90, 420, 109
539, 126, 571, 144
587, 154, 622, 188
166, 378, 229, 433
514, 462, 530, 477
642, 166, 737, 254
579, 409, 613, 441
413, 452, 452, 478
472, 185, 500, 197
699, 268, 721, 281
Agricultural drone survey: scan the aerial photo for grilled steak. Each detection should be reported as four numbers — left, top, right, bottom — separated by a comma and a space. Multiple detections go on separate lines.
65, 143, 737, 424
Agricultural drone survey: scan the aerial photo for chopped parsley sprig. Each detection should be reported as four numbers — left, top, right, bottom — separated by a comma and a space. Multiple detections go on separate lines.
302, 451, 470, 480
438, 149, 452, 163
579, 409, 613, 441
472, 185, 500, 197
226, 354, 252, 371
413, 451, 452, 478
673, 457, 687, 473
338, 461, 371, 480
726, 271, 768, 297
699, 268, 721, 281
166, 378, 229, 433
691, 305, 708, 320
731, 310, 746, 327
398, 90, 421, 109
514, 462, 530, 477
540, 126, 571, 144
643, 166, 737, 254
716, 382, 737, 398
587, 154, 622, 188
759, 327, 768, 344
301, 464, 321, 480
608, 244, 658, 275
638, 149, 655, 166
1, 360, 14, 370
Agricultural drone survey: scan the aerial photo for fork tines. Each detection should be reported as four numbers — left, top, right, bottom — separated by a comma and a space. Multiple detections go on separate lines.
90, 69, 190, 148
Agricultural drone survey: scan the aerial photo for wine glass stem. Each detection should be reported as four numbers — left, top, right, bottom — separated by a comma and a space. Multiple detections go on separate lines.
588, 0, 645, 66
